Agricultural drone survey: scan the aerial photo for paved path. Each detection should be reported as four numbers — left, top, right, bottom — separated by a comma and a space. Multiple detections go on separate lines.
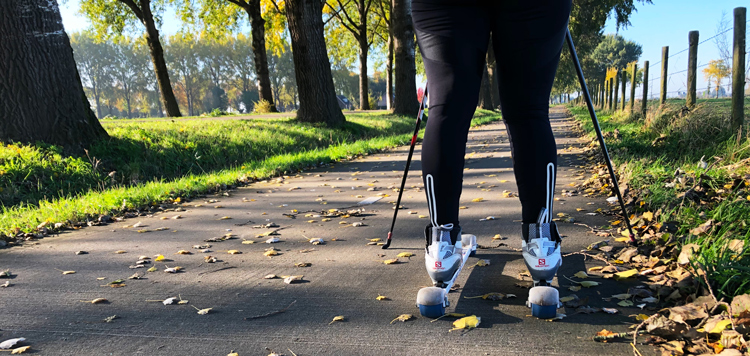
0, 108, 654, 355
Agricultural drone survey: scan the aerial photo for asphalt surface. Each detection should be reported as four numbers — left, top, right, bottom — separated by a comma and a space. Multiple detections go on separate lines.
0, 107, 656, 355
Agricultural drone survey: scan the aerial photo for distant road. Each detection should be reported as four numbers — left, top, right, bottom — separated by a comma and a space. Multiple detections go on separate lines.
101, 110, 385, 123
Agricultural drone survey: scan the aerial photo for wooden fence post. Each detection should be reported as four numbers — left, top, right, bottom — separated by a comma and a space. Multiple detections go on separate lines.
621, 71, 627, 111
660, 46, 669, 104
687, 31, 699, 108
630, 63, 637, 113
732, 7, 746, 131
607, 78, 615, 111
641, 61, 649, 116
614, 72, 620, 111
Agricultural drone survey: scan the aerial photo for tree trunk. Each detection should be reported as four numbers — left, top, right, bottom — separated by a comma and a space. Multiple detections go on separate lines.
93, 82, 103, 119
386, 34, 394, 110
391, 0, 418, 115
487, 35, 500, 110
0, 0, 108, 148
140, 0, 182, 117
244, 2, 278, 112
358, 33, 370, 110
286, 0, 345, 126
478, 63, 493, 109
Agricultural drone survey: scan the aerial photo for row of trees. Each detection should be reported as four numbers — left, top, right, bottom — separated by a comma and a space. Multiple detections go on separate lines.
0, 0, 650, 148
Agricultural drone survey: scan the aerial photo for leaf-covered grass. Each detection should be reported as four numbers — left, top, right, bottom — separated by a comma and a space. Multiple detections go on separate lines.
0, 109, 502, 236
569, 99, 750, 298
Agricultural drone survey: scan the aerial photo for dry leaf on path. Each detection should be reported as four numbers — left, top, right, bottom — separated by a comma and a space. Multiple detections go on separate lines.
175, 250, 191, 255
0, 338, 25, 350
397, 252, 415, 258
329, 315, 345, 325
227, 250, 242, 255
10, 345, 30, 354
383, 258, 399, 265
450, 315, 481, 331
573, 271, 589, 279
376, 295, 389, 301
284, 275, 303, 284
193, 306, 212, 315
390, 314, 414, 324
464, 292, 505, 301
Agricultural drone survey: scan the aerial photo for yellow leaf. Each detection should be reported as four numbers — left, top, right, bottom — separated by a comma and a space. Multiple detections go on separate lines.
709, 319, 733, 333
390, 314, 414, 324
383, 258, 399, 265
195, 307, 212, 315
569, 286, 581, 292
322, 218, 331, 222
492, 234, 503, 240
580, 281, 600, 288
174, 197, 181, 203
418, 215, 428, 219
227, 351, 239, 356
242, 240, 255, 244
499, 180, 508, 183
471, 197, 484, 202
155, 254, 165, 261
573, 271, 589, 279
175, 250, 191, 255
396, 252, 415, 258
114, 250, 126, 254
11, 346, 30, 354
588, 266, 603, 272
218, 216, 232, 220
614, 269, 639, 280
450, 315, 481, 331
376, 295, 389, 301
329, 315, 345, 324
263, 250, 278, 257
615, 237, 631, 242
634, 314, 650, 321
612, 220, 621, 226
370, 238, 382, 242
559, 295, 577, 303
474, 260, 490, 267
459, 206, 468, 209
147, 266, 157, 272
642, 211, 654, 222
617, 300, 634, 307
62, 270, 76, 275
227, 250, 242, 255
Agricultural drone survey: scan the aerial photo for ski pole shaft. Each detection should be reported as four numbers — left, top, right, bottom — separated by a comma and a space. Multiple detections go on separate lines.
564, 29, 637, 244
383, 85, 429, 249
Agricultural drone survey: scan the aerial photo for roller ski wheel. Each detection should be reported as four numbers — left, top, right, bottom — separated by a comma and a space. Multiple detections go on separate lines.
527, 285, 560, 319
417, 224, 477, 318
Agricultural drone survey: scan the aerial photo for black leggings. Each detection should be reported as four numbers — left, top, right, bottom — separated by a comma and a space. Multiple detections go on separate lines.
413, 0, 571, 227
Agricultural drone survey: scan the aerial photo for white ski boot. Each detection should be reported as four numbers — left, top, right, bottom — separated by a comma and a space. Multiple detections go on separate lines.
416, 224, 477, 318
523, 208, 563, 318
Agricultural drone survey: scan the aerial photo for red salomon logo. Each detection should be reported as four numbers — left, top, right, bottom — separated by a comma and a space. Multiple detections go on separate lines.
435, 261, 442, 268
538, 259, 546, 266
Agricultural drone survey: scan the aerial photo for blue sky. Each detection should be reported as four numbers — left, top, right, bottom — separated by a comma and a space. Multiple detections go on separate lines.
60, 1, 747, 96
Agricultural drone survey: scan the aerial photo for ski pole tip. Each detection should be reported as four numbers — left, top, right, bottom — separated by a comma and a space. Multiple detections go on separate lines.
382, 232, 392, 249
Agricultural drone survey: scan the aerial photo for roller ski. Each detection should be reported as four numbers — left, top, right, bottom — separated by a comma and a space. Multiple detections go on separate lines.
523, 207, 563, 319
416, 223, 477, 318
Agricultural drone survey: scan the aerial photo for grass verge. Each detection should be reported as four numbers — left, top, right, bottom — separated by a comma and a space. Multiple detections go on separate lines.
0, 109, 501, 239
568, 99, 750, 298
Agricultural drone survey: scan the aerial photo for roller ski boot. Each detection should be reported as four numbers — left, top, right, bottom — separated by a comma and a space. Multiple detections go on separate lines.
523, 208, 563, 319
416, 223, 477, 318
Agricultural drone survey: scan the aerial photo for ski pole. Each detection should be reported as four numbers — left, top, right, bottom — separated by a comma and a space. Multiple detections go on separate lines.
565, 29, 637, 244
382, 85, 429, 249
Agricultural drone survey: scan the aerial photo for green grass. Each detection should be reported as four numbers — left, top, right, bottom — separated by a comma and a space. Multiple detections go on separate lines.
0, 109, 502, 237
568, 99, 750, 298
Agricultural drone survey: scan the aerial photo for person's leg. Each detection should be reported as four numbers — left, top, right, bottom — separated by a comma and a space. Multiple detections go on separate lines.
412, 0, 490, 242
490, 0, 572, 225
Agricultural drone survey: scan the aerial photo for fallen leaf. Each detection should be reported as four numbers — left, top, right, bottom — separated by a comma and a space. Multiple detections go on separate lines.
10, 346, 30, 354
610, 293, 632, 300
0, 338, 25, 350
390, 314, 415, 324
617, 300, 634, 307
560, 295, 577, 303
602, 308, 619, 314
464, 292, 505, 301
227, 351, 239, 356
155, 254, 165, 261
573, 271, 589, 279
264, 274, 278, 279
383, 258, 399, 265
471, 197, 484, 202
294, 262, 311, 267
614, 269, 639, 280
264, 250, 278, 257
227, 250, 242, 255
376, 295, 389, 301
163, 297, 177, 305
284, 275, 303, 284
450, 315, 481, 331
569, 286, 582, 292
330, 315, 345, 325
82, 298, 108, 304
265, 237, 280, 243
114, 250, 126, 254
175, 250, 191, 255
61, 270, 76, 275
147, 266, 157, 272
580, 281, 599, 288
709, 320, 733, 334
474, 259, 490, 267
194, 307, 212, 315
242, 240, 255, 245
